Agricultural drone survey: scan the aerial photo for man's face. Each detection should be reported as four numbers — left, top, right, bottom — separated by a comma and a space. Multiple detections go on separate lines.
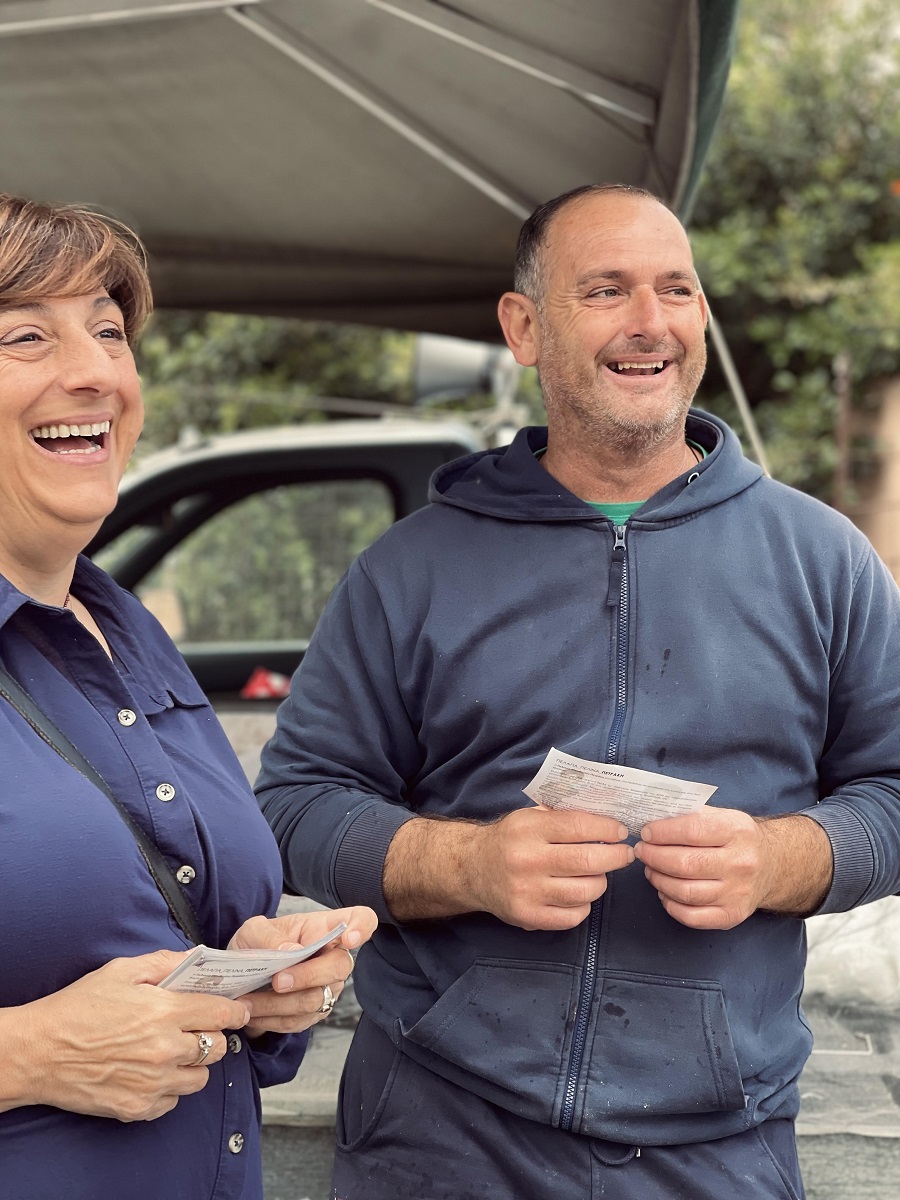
531, 193, 708, 451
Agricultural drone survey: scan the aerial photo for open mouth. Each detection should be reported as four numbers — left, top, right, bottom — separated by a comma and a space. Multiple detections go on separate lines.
606, 360, 670, 377
30, 420, 110, 455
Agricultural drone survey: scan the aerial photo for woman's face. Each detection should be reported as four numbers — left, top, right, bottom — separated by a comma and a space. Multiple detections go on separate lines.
0, 290, 144, 547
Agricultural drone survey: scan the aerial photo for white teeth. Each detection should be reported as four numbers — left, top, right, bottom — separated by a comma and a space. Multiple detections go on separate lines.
615, 361, 665, 370
31, 419, 110, 439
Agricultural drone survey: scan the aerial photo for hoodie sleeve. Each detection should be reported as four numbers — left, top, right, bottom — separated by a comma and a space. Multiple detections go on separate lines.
255, 556, 420, 923
799, 544, 900, 914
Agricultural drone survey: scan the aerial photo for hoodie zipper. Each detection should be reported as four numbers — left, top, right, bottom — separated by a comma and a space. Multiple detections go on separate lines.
560, 523, 630, 1132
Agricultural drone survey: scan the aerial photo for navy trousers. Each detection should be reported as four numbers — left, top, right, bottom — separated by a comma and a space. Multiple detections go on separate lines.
332, 1016, 805, 1200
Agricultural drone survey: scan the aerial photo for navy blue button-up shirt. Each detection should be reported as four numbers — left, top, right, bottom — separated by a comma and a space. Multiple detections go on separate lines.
0, 556, 307, 1200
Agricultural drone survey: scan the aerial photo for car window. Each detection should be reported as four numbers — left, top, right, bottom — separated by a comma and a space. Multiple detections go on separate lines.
101, 479, 394, 644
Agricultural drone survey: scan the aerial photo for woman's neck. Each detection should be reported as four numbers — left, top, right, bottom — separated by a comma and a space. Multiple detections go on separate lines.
0, 538, 78, 608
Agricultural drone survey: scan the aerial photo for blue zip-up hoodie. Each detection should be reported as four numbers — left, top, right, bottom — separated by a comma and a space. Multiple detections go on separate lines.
258, 410, 900, 1145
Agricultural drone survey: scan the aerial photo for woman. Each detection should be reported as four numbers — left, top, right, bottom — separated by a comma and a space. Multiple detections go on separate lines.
0, 193, 376, 1199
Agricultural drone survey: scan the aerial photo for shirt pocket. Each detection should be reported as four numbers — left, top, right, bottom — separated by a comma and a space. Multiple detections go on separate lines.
581, 970, 746, 1125
140, 676, 210, 716
400, 957, 579, 1126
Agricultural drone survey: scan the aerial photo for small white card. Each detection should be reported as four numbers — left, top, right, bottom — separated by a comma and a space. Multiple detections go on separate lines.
158, 922, 348, 999
523, 748, 717, 837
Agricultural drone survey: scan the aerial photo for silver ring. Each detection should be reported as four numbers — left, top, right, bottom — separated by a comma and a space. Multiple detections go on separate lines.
193, 1032, 214, 1065
318, 983, 336, 1015
342, 947, 355, 977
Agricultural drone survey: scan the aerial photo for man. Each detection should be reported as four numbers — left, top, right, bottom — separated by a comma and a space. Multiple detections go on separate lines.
257, 185, 900, 1198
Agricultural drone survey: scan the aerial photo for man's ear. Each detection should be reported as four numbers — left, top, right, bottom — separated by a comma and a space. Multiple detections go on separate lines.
497, 292, 540, 367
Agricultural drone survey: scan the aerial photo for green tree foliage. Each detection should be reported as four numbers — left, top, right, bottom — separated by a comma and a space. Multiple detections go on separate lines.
135, 311, 415, 454
691, 0, 900, 500
133, 479, 394, 644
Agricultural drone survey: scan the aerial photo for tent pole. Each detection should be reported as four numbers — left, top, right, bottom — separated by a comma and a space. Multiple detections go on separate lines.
0, 0, 252, 37
358, 0, 656, 125
226, 5, 532, 221
706, 308, 772, 477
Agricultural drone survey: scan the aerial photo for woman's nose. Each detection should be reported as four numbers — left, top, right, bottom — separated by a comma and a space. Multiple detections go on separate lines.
58, 333, 122, 396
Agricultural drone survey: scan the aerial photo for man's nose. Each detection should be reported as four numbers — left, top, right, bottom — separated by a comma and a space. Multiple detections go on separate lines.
622, 288, 667, 344
58, 332, 121, 396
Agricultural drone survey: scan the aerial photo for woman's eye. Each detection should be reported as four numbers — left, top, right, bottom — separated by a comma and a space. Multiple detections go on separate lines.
97, 326, 126, 340
1, 331, 41, 345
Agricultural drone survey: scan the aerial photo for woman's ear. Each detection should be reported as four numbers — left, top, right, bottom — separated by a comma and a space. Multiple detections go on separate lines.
497, 292, 540, 367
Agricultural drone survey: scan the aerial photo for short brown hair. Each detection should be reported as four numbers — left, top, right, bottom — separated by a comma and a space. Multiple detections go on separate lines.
0, 194, 153, 339
514, 183, 667, 304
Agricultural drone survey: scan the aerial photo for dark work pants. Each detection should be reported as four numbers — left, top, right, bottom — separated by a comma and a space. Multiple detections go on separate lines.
332, 1016, 805, 1200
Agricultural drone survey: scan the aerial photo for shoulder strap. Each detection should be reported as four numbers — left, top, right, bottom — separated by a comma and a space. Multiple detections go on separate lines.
0, 666, 201, 945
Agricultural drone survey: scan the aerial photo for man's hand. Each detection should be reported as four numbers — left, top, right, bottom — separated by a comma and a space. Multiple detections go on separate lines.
229, 907, 377, 1037
634, 808, 834, 930
384, 807, 634, 930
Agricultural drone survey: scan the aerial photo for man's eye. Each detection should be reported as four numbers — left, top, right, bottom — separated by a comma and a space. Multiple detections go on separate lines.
589, 288, 619, 299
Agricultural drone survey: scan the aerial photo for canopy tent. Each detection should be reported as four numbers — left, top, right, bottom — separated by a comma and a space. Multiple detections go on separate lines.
0, 0, 738, 341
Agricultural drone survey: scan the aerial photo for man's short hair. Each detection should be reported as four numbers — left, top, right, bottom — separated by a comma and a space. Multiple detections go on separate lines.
513, 183, 667, 304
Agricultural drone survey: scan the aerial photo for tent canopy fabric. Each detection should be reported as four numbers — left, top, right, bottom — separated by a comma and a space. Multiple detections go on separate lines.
0, 0, 738, 339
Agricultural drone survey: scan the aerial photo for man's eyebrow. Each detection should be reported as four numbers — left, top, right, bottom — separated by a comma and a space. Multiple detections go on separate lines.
575, 269, 699, 287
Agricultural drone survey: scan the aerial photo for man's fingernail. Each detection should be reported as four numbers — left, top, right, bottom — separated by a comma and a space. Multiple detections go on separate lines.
279, 942, 302, 952
346, 930, 362, 948
617, 825, 628, 840
642, 828, 653, 842
241, 1006, 252, 1025
275, 972, 294, 991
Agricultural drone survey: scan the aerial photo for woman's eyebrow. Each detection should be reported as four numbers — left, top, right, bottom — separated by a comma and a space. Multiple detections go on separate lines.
91, 296, 124, 314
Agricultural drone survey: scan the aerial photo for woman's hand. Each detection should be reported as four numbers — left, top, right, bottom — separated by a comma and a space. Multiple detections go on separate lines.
227, 907, 378, 1038
1, 950, 251, 1122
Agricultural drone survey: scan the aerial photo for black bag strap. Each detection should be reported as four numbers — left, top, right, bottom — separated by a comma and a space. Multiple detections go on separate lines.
0, 665, 202, 945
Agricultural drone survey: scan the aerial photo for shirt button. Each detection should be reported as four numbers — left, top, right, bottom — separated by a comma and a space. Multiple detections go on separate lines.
228, 1132, 244, 1154
156, 782, 176, 802
117, 708, 137, 727
176, 865, 196, 885
227, 1034, 243, 1054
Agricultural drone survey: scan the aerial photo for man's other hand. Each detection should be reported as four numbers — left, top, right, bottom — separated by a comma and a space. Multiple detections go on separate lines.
634, 808, 834, 929
384, 807, 633, 929
477, 807, 634, 931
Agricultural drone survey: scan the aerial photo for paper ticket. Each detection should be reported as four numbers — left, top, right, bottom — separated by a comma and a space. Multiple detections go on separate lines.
523, 748, 716, 836
158, 922, 348, 999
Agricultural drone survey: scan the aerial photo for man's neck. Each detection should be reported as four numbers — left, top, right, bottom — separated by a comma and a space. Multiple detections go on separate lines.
540, 431, 698, 503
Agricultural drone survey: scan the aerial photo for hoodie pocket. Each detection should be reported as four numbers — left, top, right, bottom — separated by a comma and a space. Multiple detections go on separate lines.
583, 970, 746, 1122
400, 958, 579, 1126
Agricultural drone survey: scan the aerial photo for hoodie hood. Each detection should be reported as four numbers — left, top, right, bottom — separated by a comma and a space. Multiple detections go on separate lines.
429, 409, 763, 524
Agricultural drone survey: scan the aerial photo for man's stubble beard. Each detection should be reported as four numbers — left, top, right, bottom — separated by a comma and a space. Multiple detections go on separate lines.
537, 328, 707, 458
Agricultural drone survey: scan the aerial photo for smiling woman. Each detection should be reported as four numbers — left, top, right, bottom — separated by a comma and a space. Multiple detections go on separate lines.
0, 195, 376, 1200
